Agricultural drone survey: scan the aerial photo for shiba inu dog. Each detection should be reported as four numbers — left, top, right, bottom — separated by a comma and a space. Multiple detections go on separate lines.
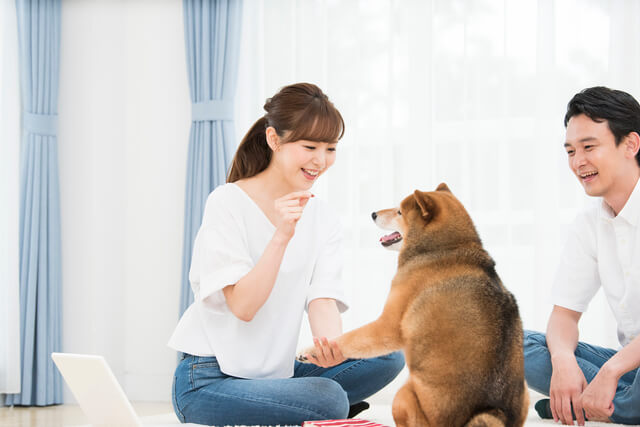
298, 183, 528, 427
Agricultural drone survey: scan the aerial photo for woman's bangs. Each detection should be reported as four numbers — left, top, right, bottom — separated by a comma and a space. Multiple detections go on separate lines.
287, 104, 344, 143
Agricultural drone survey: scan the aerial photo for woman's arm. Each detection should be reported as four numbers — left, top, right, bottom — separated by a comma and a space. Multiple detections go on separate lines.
219, 191, 312, 322
303, 298, 346, 368
221, 233, 289, 321
308, 298, 343, 339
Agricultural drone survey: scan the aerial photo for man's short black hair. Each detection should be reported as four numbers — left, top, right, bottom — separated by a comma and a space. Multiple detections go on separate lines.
565, 86, 640, 166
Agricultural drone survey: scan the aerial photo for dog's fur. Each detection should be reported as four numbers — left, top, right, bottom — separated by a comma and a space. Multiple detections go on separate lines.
299, 183, 529, 427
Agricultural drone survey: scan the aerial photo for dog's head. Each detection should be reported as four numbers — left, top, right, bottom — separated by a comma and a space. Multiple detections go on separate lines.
372, 182, 478, 252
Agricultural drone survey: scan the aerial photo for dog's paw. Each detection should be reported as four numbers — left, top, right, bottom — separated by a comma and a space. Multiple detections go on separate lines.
296, 346, 316, 363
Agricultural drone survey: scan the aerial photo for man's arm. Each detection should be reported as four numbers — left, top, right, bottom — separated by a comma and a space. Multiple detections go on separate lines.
603, 334, 640, 377
546, 305, 588, 425
580, 334, 640, 421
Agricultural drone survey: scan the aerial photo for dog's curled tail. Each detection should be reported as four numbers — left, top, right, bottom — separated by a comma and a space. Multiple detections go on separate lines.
464, 409, 506, 427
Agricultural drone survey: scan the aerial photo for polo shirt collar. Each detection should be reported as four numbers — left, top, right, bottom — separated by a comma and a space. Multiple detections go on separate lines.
599, 177, 640, 226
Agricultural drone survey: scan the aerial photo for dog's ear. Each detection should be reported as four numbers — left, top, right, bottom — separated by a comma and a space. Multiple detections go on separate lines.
436, 182, 451, 193
413, 190, 435, 219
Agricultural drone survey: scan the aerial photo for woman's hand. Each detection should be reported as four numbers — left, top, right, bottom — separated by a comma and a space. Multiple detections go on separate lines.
300, 337, 346, 368
273, 191, 313, 241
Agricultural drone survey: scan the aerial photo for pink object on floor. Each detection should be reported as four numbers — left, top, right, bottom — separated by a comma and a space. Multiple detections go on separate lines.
302, 419, 389, 427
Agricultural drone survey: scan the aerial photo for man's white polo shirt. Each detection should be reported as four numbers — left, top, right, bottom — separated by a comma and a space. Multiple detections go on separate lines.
552, 178, 640, 347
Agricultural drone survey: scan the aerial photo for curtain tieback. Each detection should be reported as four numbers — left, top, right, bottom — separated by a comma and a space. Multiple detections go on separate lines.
191, 99, 234, 122
23, 112, 58, 136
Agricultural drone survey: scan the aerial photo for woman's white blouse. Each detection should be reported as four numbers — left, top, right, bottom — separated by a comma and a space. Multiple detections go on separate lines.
168, 183, 348, 379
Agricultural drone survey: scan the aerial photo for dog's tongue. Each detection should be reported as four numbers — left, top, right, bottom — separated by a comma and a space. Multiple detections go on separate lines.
380, 231, 401, 243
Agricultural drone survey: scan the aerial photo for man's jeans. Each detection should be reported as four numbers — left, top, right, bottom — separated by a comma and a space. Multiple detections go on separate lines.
524, 330, 640, 424
172, 352, 405, 426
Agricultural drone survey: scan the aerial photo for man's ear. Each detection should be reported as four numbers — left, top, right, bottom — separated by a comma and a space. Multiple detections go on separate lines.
265, 126, 280, 152
413, 190, 435, 219
624, 132, 640, 160
436, 182, 451, 193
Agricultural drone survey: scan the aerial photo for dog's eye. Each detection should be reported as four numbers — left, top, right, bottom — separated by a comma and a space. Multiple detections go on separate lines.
397, 210, 402, 215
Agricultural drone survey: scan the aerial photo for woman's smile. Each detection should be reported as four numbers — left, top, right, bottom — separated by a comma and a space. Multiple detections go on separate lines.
301, 168, 320, 180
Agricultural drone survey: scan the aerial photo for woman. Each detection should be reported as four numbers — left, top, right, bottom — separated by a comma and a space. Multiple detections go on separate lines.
169, 83, 404, 426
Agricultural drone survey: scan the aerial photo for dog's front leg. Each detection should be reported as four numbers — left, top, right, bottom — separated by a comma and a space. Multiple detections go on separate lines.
336, 319, 403, 359
298, 317, 402, 362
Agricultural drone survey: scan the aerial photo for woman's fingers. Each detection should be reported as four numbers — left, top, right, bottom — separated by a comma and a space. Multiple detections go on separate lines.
299, 195, 311, 208
307, 337, 345, 368
330, 340, 344, 361
277, 199, 304, 208
284, 207, 304, 214
312, 337, 333, 367
281, 191, 313, 201
312, 338, 327, 366
320, 337, 333, 360
274, 192, 313, 234
276, 191, 313, 207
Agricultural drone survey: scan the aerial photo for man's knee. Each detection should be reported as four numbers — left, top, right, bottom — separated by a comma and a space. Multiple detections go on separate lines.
523, 329, 548, 355
611, 409, 640, 426
522, 330, 554, 394
611, 388, 640, 425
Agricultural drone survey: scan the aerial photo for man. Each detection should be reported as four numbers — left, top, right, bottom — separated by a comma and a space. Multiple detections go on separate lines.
524, 86, 640, 426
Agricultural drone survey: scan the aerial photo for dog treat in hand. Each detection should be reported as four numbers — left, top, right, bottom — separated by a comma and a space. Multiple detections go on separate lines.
302, 419, 389, 427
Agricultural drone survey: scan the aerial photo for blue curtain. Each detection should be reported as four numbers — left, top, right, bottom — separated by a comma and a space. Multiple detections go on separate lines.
5, 0, 63, 406
179, 0, 243, 315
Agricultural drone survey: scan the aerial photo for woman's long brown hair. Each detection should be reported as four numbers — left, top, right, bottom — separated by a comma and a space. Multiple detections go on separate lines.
227, 83, 345, 183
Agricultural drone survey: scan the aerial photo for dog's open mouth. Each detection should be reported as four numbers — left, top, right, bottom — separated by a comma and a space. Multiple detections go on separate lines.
380, 231, 402, 247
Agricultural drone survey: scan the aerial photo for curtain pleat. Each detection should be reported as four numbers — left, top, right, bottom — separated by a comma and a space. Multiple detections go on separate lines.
179, 0, 243, 316
6, 0, 63, 406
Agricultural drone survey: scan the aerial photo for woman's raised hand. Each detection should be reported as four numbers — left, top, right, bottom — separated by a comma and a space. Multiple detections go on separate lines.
273, 191, 313, 241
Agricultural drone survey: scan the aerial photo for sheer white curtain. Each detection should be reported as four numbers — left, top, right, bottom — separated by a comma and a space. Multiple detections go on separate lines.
236, 0, 640, 349
0, 0, 21, 396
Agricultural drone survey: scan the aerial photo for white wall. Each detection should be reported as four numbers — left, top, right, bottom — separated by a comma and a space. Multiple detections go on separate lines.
59, 0, 190, 401
54, 0, 637, 404
245, 0, 629, 352
0, 0, 21, 397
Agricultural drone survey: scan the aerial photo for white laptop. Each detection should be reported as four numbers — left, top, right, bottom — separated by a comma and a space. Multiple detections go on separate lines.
51, 352, 202, 427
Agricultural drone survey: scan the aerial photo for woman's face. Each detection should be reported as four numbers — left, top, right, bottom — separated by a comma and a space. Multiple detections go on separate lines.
271, 139, 337, 191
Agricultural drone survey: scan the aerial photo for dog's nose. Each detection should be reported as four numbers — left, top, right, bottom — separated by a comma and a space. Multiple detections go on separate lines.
371, 212, 377, 220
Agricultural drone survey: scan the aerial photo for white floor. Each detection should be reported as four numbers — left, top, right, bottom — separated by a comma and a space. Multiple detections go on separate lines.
351, 390, 631, 427
0, 390, 635, 426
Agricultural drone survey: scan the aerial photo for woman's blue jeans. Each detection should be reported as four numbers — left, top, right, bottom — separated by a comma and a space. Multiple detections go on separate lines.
172, 352, 405, 426
524, 329, 640, 425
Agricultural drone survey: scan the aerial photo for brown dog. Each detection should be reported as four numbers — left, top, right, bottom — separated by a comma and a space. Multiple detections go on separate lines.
298, 183, 529, 427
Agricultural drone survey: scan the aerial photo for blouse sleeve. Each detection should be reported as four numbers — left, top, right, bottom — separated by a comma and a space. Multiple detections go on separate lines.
189, 189, 254, 313
305, 212, 349, 313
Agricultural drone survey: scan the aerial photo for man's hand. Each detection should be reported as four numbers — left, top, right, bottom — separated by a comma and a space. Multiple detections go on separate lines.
550, 354, 588, 425
580, 365, 616, 422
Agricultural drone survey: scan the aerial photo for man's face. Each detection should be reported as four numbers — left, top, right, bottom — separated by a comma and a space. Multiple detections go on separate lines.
564, 114, 630, 198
